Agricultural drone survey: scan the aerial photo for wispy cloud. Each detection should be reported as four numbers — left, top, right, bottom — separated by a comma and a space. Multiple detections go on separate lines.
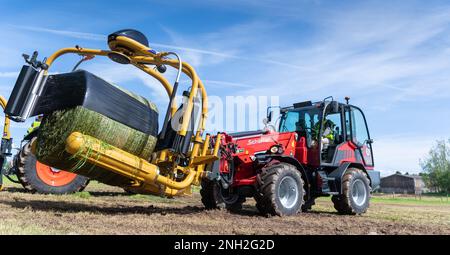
238, 5, 450, 107
202, 80, 253, 88
0, 72, 19, 77
11, 25, 313, 70
374, 134, 439, 176
168, 0, 323, 18
12, 25, 104, 41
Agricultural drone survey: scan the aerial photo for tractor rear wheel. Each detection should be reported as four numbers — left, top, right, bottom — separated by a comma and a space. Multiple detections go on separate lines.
331, 168, 371, 215
200, 179, 245, 212
255, 163, 305, 216
16, 138, 89, 194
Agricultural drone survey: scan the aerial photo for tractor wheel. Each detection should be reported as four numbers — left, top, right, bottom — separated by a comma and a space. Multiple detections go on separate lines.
16, 138, 89, 194
255, 163, 305, 216
331, 168, 371, 215
200, 179, 245, 212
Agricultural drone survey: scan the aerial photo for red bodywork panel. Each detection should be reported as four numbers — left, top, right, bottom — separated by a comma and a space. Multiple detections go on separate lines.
218, 131, 297, 186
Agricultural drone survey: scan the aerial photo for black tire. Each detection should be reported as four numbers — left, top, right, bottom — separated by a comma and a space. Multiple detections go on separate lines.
331, 168, 371, 215
16, 138, 89, 194
255, 163, 305, 216
200, 179, 245, 212
302, 197, 316, 212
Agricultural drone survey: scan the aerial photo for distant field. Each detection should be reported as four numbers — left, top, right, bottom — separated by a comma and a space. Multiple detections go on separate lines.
0, 180, 449, 235
371, 194, 450, 205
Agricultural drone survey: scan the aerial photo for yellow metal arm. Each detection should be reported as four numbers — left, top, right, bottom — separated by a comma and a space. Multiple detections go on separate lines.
65, 132, 196, 193
45, 48, 110, 68
0, 96, 11, 139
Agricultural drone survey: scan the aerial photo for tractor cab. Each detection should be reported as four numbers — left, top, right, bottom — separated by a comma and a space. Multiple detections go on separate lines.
273, 97, 374, 170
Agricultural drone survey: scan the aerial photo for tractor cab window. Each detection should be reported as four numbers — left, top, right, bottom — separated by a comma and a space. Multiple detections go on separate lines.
318, 110, 344, 163
323, 112, 343, 144
347, 106, 374, 166
279, 107, 320, 147
279, 111, 300, 133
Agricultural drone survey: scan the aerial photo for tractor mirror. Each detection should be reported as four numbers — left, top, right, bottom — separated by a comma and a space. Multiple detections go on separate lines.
267, 111, 272, 122
331, 101, 339, 113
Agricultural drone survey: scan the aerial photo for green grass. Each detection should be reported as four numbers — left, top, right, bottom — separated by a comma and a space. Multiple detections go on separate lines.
315, 194, 450, 205
72, 191, 91, 199
0, 176, 20, 187
0, 220, 63, 235
370, 195, 450, 205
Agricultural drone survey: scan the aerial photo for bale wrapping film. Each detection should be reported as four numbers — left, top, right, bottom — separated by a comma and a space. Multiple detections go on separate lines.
34, 70, 159, 187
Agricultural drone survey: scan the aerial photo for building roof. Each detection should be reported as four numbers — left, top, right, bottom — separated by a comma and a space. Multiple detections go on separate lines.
381, 173, 423, 180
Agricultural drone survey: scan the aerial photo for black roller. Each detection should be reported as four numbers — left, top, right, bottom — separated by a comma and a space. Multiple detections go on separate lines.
108, 29, 149, 48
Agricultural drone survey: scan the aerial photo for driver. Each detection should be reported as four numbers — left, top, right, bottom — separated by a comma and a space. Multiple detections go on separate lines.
312, 118, 336, 150
295, 119, 306, 132
321, 119, 335, 150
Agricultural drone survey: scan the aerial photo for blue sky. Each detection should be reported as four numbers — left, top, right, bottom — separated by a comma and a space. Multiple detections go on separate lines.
1, 0, 450, 176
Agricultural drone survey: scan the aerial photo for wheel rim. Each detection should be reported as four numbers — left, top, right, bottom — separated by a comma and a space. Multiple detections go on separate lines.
351, 179, 367, 206
278, 176, 299, 209
35, 161, 78, 187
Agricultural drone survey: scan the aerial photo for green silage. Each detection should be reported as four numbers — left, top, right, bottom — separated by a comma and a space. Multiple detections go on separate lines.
35, 106, 158, 187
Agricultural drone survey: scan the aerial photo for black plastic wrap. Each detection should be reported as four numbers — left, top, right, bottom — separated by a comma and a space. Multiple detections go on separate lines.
32, 70, 158, 136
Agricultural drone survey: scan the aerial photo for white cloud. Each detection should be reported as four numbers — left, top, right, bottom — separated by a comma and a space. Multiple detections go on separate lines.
236, 6, 450, 109
202, 80, 253, 88
374, 134, 440, 176
11, 25, 104, 41
0, 72, 19, 78
10, 24, 316, 71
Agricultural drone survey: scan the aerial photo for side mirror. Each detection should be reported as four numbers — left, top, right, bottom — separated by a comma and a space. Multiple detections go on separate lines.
267, 111, 272, 122
331, 101, 339, 113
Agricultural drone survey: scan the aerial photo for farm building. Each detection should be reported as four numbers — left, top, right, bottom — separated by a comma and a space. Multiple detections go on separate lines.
379, 174, 428, 194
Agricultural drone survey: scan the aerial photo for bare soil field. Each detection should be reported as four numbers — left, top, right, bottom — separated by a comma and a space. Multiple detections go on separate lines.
0, 182, 449, 235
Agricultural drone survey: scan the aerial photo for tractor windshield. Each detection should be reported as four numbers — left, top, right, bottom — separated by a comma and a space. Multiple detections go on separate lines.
279, 107, 321, 139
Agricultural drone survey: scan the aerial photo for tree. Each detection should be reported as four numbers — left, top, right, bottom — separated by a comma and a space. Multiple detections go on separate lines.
420, 139, 450, 193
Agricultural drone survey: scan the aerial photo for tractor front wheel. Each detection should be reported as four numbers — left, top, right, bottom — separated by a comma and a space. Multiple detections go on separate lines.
200, 179, 245, 212
331, 168, 371, 215
255, 163, 305, 216
16, 138, 89, 194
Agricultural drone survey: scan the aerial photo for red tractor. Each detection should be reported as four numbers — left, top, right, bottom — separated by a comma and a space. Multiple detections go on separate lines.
201, 97, 380, 216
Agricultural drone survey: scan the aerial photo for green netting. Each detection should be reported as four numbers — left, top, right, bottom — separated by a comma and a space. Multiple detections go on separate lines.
35, 106, 158, 187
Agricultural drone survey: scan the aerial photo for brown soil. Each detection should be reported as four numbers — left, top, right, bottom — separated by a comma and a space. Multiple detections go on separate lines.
0, 183, 449, 235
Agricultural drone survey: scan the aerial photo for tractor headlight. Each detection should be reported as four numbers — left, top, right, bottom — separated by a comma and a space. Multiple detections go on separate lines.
270, 146, 279, 154
269, 145, 284, 154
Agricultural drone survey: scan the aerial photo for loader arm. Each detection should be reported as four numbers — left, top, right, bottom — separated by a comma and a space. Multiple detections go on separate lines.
0, 96, 12, 190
